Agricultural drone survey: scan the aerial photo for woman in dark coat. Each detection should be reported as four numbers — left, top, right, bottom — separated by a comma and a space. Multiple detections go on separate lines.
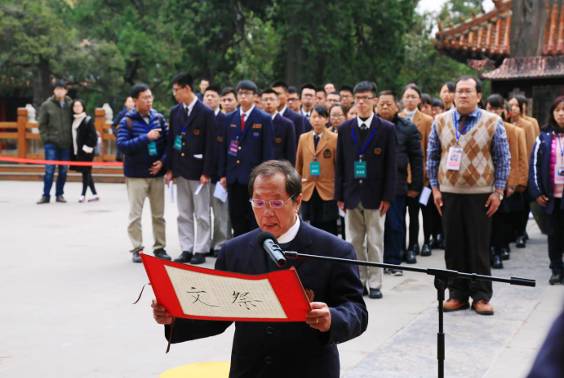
70, 99, 99, 202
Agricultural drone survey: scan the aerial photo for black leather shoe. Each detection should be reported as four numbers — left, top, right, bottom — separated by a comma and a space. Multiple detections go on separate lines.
55, 195, 67, 203
174, 251, 193, 263
368, 288, 383, 299
421, 243, 432, 256
500, 247, 510, 260
515, 236, 526, 248
190, 254, 206, 265
491, 254, 503, 269
36, 196, 50, 204
405, 250, 417, 264
549, 272, 562, 285
154, 248, 172, 260
131, 250, 142, 263
410, 244, 420, 256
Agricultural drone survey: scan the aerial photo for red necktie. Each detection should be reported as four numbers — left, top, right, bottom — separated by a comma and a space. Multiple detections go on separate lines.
241, 113, 246, 132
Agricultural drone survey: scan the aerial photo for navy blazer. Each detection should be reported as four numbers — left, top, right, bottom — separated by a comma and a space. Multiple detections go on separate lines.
219, 107, 274, 185
272, 113, 296, 165
211, 111, 227, 183
281, 107, 306, 144
167, 100, 216, 180
166, 221, 368, 378
335, 116, 397, 209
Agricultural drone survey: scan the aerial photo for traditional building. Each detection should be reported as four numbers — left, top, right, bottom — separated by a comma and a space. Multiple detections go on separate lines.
435, 0, 564, 126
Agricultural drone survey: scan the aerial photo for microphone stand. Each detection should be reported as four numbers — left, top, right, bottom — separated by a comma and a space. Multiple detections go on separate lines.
282, 251, 535, 378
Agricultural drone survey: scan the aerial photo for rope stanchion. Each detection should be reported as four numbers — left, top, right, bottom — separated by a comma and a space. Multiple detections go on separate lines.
0, 156, 123, 167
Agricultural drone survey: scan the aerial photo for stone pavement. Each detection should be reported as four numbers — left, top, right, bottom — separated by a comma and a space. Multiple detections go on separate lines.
0, 181, 562, 378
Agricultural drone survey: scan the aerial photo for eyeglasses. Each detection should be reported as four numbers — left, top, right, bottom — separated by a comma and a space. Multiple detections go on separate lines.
249, 196, 294, 209
354, 95, 374, 102
237, 90, 254, 97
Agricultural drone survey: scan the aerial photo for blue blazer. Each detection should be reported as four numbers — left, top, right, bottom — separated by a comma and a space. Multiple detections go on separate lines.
167, 100, 216, 180
220, 107, 274, 185
211, 111, 227, 183
272, 113, 296, 165
281, 108, 306, 144
166, 221, 368, 378
335, 116, 397, 209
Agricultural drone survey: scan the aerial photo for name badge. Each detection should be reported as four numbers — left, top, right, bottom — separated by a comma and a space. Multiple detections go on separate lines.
555, 164, 564, 184
446, 146, 463, 171
310, 161, 320, 176
173, 135, 182, 151
148, 141, 158, 156
354, 160, 367, 179
228, 139, 239, 157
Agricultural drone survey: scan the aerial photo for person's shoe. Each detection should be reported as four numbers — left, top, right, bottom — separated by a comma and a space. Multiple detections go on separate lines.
154, 248, 172, 260
515, 235, 526, 248
55, 195, 67, 203
88, 195, 100, 202
391, 269, 404, 276
131, 250, 142, 263
36, 196, 50, 204
500, 247, 510, 260
421, 243, 432, 256
549, 272, 562, 285
472, 299, 494, 315
491, 254, 503, 269
212, 249, 221, 258
443, 298, 469, 312
190, 254, 206, 265
405, 250, 417, 264
174, 251, 193, 263
78, 195, 86, 203
410, 244, 420, 256
368, 288, 383, 299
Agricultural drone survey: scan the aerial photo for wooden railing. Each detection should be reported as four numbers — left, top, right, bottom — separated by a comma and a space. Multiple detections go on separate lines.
0, 107, 117, 161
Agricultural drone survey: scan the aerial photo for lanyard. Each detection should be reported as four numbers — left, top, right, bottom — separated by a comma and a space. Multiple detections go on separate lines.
351, 122, 377, 158
557, 132, 564, 158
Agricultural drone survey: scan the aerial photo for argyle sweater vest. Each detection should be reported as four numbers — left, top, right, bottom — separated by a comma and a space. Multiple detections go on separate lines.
436, 110, 498, 194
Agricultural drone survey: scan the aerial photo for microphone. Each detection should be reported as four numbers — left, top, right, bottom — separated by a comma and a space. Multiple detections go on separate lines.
256, 231, 287, 268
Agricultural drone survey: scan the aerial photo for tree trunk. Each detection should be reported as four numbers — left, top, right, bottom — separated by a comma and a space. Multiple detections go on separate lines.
32, 57, 52, 109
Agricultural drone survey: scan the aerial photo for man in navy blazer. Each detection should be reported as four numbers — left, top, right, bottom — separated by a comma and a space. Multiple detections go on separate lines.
165, 73, 216, 265
335, 81, 397, 299
273, 81, 307, 142
153, 160, 368, 378
261, 88, 296, 165
219, 80, 274, 236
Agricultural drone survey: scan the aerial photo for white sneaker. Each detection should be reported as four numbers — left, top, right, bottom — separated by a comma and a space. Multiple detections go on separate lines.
88, 195, 100, 202
78, 196, 86, 203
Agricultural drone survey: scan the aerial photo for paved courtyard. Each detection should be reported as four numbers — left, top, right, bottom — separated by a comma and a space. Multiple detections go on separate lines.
0, 180, 562, 377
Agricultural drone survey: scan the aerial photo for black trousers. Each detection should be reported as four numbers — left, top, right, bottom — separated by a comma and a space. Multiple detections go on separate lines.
422, 194, 442, 243
514, 192, 531, 238
228, 183, 257, 237
547, 199, 564, 274
302, 189, 338, 236
442, 192, 492, 302
81, 171, 97, 196
406, 196, 420, 248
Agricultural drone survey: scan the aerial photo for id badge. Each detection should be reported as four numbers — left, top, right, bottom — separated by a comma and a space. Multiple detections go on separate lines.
173, 135, 182, 151
354, 160, 367, 179
228, 139, 239, 157
555, 164, 564, 184
310, 161, 320, 176
446, 146, 463, 171
148, 141, 158, 156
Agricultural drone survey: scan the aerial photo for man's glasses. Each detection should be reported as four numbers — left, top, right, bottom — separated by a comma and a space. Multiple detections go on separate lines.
249, 196, 294, 209
354, 95, 374, 102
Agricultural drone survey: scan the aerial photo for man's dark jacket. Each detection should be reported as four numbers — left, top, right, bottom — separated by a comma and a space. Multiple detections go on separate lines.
38, 95, 73, 148
389, 114, 423, 195
166, 222, 368, 378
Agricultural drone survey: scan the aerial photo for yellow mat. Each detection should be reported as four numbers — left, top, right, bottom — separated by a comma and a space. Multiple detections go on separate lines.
160, 362, 230, 378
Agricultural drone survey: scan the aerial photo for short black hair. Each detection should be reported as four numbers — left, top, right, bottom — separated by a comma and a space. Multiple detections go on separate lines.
312, 104, 329, 118
130, 83, 150, 99
261, 88, 278, 97
339, 85, 353, 94
271, 81, 289, 91
249, 160, 302, 201
53, 80, 67, 90
204, 85, 221, 95
236, 80, 258, 93
378, 90, 395, 100
442, 81, 455, 93
431, 98, 444, 108
486, 94, 505, 109
172, 72, 194, 90
403, 83, 421, 98
288, 86, 298, 94
455, 76, 482, 94
353, 81, 377, 96
300, 83, 316, 96
421, 93, 432, 106
221, 86, 237, 97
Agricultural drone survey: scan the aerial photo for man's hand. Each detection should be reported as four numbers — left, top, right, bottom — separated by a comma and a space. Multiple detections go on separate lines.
536, 194, 549, 207
149, 160, 163, 175
147, 128, 161, 141
432, 187, 443, 216
200, 175, 210, 185
219, 177, 227, 189
407, 190, 419, 198
379, 200, 390, 216
338, 201, 345, 212
164, 170, 173, 185
485, 192, 502, 217
305, 302, 331, 332
152, 299, 173, 325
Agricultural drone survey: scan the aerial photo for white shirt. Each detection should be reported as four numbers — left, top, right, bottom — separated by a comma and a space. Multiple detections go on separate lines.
356, 113, 374, 129
404, 109, 417, 122
184, 96, 198, 117
240, 105, 255, 121
277, 216, 301, 244
214, 108, 220, 116
271, 111, 278, 120
301, 107, 311, 118
280, 106, 288, 116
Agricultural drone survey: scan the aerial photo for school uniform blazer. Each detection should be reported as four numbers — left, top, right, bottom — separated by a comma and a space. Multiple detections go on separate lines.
296, 131, 338, 201
272, 113, 296, 165
167, 100, 216, 180
504, 122, 529, 188
219, 107, 274, 185
280, 107, 306, 143
211, 111, 227, 183
335, 116, 397, 209
165, 222, 368, 378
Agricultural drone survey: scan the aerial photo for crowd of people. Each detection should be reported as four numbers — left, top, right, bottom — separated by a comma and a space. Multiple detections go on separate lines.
36, 74, 564, 314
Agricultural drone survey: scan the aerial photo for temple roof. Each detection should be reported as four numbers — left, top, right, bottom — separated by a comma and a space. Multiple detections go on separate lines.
482, 55, 564, 80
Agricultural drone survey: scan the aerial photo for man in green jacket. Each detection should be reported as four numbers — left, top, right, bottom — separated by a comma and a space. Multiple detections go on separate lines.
37, 81, 73, 204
